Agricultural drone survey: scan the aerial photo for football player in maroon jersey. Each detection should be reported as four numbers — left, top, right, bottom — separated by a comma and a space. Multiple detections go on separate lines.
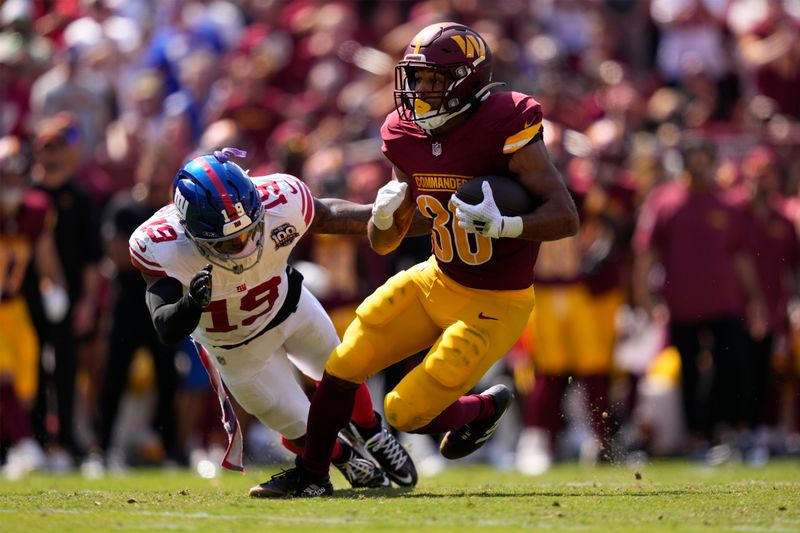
0, 135, 67, 477
257, 22, 578, 497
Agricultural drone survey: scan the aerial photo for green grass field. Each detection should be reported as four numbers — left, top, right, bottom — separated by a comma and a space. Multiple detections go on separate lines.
1, 460, 799, 532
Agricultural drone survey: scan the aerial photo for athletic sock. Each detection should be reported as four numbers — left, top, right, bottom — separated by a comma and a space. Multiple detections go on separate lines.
582, 373, 611, 445
0, 382, 32, 443
412, 394, 492, 434
524, 374, 568, 432
301, 371, 359, 477
350, 382, 379, 428
280, 436, 303, 456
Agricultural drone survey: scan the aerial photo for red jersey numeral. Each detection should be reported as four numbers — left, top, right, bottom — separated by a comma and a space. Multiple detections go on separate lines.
202, 276, 282, 333
257, 181, 288, 209
204, 299, 237, 333
142, 218, 178, 243
241, 276, 281, 326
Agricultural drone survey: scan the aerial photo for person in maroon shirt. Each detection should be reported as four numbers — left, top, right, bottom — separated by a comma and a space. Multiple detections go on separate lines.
738, 147, 799, 448
633, 138, 768, 456
254, 22, 578, 497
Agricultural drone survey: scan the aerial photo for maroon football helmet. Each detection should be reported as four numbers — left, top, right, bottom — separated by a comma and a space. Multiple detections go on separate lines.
394, 22, 499, 132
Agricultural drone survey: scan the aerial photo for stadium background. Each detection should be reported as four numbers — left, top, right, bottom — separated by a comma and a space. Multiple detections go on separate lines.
1, 0, 799, 479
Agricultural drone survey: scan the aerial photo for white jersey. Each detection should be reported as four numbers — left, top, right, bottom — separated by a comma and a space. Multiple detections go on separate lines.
129, 173, 316, 348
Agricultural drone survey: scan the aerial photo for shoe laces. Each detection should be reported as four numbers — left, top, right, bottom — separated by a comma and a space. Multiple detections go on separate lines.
367, 430, 407, 472
339, 455, 379, 484
270, 467, 301, 482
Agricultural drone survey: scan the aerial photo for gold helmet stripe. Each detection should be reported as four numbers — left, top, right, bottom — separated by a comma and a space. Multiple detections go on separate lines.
467, 35, 484, 60
450, 35, 467, 56
450, 34, 485, 60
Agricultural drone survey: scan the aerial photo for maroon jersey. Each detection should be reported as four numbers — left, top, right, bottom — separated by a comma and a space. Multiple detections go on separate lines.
0, 189, 52, 301
381, 91, 543, 290
633, 183, 749, 322
743, 205, 799, 332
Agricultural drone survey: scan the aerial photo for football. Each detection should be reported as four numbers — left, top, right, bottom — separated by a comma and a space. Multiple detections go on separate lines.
455, 175, 536, 216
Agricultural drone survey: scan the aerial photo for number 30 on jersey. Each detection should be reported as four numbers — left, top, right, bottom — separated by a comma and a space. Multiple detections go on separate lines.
417, 195, 493, 266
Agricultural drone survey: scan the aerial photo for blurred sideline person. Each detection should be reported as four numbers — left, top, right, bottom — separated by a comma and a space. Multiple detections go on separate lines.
0, 135, 67, 478
130, 149, 419, 496
25, 113, 103, 470
633, 138, 768, 458
516, 133, 637, 474
257, 22, 579, 497
516, 229, 607, 474
88, 145, 185, 471
735, 146, 799, 461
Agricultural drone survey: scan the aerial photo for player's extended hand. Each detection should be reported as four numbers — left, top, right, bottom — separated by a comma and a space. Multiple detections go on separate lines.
188, 264, 213, 308
371, 181, 408, 230
451, 181, 504, 238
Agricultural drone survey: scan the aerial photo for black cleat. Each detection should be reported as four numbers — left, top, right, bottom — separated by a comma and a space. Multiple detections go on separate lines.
333, 442, 391, 489
344, 414, 418, 487
439, 384, 513, 460
248, 460, 333, 498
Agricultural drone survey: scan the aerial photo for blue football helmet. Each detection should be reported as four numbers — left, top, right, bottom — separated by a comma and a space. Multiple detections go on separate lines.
173, 147, 265, 274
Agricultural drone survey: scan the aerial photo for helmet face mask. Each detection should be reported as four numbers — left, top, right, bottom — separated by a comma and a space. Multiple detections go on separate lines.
173, 148, 265, 274
394, 23, 494, 132
189, 210, 265, 275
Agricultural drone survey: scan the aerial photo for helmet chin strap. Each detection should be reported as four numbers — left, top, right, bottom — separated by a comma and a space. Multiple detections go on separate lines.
415, 110, 453, 132
414, 82, 506, 133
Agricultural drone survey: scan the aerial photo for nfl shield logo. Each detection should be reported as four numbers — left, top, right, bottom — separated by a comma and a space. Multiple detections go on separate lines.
432, 142, 442, 157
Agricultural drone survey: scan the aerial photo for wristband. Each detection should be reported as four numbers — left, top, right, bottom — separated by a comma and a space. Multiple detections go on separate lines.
499, 216, 523, 238
372, 214, 394, 231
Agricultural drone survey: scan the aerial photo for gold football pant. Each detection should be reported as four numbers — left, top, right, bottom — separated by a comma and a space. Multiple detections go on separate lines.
0, 297, 39, 403
326, 256, 535, 432
527, 283, 611, 375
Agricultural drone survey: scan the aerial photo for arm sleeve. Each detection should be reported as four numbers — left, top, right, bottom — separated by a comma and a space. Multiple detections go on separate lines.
145, 275, 203, 345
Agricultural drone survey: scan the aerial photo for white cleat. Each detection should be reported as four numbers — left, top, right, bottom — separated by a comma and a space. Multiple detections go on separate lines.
516, 427, 552, 476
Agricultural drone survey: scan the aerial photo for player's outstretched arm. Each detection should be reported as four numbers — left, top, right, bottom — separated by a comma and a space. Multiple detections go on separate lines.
308, 196, 429, 238
144, 265, 212, 345
509, 141, 579, 241
309, 197, 372, 235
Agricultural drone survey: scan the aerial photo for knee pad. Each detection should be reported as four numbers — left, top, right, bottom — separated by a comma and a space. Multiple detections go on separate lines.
356, 270, 415, 327
384, 390, 429, 432
424, 323, 489, 390
325, 334, 371, 382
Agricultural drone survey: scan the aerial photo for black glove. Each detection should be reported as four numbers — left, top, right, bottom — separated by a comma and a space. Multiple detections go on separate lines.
187, 264, 213, 308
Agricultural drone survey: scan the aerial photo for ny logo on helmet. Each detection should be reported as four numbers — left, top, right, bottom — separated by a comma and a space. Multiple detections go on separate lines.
174, 188, 190, 219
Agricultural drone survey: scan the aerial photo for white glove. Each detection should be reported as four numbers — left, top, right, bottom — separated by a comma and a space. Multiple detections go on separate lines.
451, 181, 523, 239
371, 181, 408, 230
41, 282, 69, 323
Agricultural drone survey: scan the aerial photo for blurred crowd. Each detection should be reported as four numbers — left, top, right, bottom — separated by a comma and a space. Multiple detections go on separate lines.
1, 0, 800, 479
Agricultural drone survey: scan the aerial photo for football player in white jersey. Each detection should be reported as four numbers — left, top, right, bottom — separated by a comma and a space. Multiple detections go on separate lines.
128, 148, 417, 496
